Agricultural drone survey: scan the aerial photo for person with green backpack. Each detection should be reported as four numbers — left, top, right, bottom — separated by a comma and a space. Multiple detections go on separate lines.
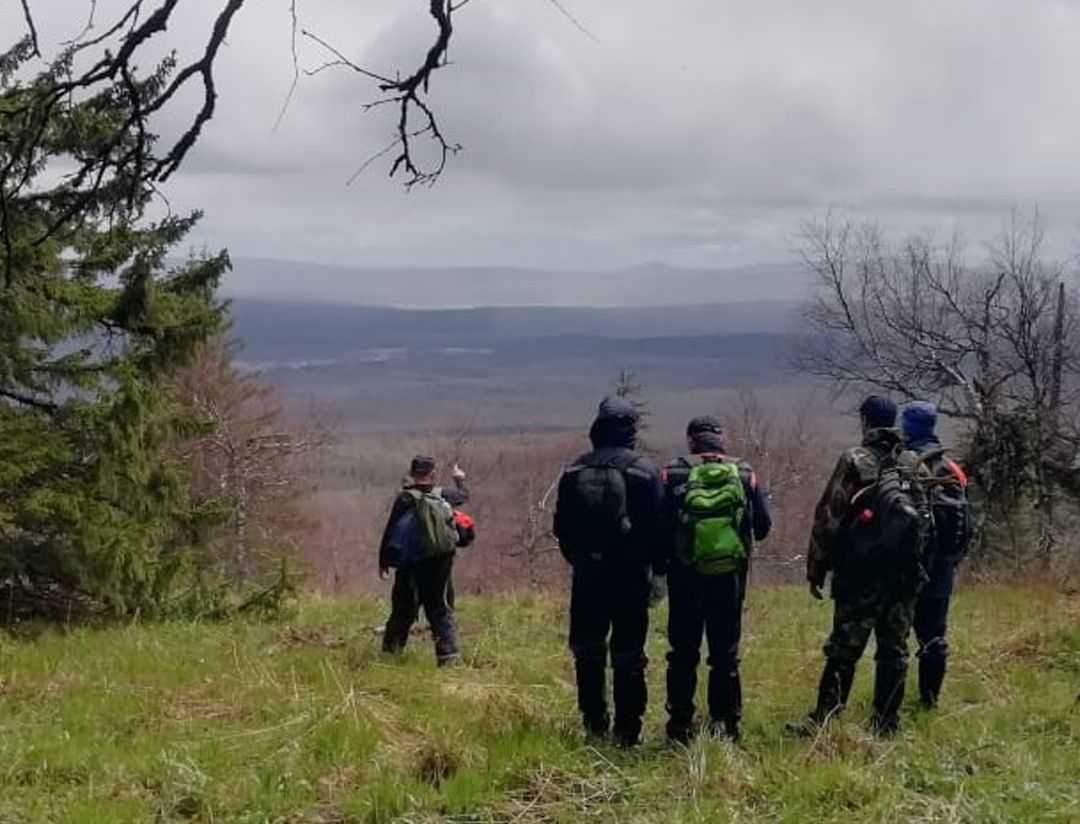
379, 455, 471, 665
663, 415, 772, 743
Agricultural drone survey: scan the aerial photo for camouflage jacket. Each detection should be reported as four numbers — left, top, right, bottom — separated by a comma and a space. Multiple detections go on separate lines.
806, 428, 902, 592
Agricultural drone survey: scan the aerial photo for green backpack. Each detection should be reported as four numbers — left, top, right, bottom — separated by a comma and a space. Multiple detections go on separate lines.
405, 487, 458, 559
678, 461, 748, 574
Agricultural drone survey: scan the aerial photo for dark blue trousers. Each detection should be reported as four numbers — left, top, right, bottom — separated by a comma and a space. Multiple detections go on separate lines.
665, 560, 746, 733
914, 555, 956, 663
383, 553, 458, 663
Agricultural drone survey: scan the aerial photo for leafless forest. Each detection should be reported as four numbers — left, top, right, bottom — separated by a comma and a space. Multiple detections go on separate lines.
290, 385, 835, 594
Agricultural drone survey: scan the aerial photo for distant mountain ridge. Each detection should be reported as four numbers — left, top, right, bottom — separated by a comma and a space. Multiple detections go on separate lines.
224, 258, 807, 309
228, 298, 803, 365
225, 297, 808, 430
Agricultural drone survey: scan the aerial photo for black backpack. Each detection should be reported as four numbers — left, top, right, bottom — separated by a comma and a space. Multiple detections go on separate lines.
919, 448, 973, 563
559, 453, 635, 557
844, 447, 932, 583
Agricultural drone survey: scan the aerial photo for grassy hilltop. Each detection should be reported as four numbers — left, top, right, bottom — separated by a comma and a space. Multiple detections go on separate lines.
0, 587, 1077, 823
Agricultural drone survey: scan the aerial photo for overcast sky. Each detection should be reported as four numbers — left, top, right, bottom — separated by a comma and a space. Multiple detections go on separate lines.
13, 0, 1080, 272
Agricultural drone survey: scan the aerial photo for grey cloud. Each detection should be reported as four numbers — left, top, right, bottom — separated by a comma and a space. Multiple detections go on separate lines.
13, 0, 1080, 280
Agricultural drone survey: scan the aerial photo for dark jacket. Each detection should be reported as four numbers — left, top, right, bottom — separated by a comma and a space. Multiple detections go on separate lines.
663, 441, 771, 569
807, 427, 902, 592
905, 434, 968, 598
553, 397, 665, 573
378, 477, 469, 569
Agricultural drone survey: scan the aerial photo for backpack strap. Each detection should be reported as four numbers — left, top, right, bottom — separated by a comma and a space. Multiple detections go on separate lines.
944, 458, 969, 487
911, 447, 967, 488
846, 446, 887, 513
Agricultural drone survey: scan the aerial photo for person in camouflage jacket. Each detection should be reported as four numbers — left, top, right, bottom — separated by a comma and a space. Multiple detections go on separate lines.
788, 395, 923, 737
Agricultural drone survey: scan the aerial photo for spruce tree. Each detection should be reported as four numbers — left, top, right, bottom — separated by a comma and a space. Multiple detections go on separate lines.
0, 40, 227, 616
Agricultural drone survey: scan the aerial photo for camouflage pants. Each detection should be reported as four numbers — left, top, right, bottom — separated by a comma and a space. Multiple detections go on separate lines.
823, 592, 917, 670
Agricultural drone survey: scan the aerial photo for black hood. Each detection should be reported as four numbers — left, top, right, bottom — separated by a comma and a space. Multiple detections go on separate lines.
589, 395, 639, 449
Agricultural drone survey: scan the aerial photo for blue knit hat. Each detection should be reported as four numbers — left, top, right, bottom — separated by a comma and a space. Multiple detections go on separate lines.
901, 401, 938, 442
859, 395, 897, 429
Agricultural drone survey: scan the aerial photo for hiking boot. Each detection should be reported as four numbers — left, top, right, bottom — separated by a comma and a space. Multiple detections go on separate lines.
707, 670, 742, 742
612, 712, 643, 748
583, 712, 611, 740
784, 717, 822, 738
869, 662, 906, 737
706, 717, 740, 742
918, 657, 945, 709
665, 720, 693, 746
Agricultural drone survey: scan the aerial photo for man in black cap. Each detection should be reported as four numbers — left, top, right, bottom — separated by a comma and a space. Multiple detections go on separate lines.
379, 455, 470, 665
787, 394, 927, 737
553, 396, 665, 746
662, 415, 771, 743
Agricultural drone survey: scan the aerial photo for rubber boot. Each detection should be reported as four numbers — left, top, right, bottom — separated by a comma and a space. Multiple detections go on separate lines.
785, 660, 855, 738
918, 657, 946, 709
869, 662, 906, 737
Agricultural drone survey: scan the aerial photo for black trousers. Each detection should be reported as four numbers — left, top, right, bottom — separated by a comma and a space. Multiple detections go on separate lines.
568, 562, 650, 736
383, 553, 458, 663
665, 561, 746, 730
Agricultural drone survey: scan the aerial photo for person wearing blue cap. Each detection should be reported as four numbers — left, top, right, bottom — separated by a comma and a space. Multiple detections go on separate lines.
901, 401, 973, 708
787, 394, 926, 737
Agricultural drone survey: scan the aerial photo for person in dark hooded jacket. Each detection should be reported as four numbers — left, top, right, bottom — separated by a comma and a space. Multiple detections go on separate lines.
662, 415, 771, 743
553, 396, 665, 747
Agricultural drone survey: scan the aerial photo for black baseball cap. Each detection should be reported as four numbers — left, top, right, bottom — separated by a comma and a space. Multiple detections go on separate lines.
687, 415, 724, 437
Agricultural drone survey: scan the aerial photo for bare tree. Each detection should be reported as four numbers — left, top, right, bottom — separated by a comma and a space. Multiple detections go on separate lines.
170, 341, 331, 586
726, 389, 830, 581
613, 367, 652, 451
796, 209, 1080, 560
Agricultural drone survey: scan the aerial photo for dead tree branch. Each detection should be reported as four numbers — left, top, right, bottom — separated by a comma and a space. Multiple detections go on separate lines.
301, 0, 463, 187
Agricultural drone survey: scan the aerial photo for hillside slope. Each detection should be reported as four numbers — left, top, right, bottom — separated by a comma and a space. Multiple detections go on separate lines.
0, 587, 1076, 822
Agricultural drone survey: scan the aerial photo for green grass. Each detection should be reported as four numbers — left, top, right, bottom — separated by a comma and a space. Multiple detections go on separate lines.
0, 586, 1077, 823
